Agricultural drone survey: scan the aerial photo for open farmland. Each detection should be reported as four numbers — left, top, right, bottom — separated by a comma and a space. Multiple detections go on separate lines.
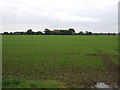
2, 35, 119, 88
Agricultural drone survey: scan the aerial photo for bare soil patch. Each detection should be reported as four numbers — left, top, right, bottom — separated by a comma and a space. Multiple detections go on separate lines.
116, 49, 120, 52
87, 50, 119, 88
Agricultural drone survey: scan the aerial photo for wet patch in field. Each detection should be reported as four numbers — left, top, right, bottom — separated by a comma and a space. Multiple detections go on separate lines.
87, 50, 119, 88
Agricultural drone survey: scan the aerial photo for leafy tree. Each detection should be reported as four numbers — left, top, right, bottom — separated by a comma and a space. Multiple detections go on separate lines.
3, 32, 9, 35
59, 30, 68, 35
10, 32, 13, 35
88, 31, 92, 35
78, 31, 84, 35
36, 31, 43, 35
26, 29, 34, 35
68, 28, 75, 35
44, 28, 52, 35
118, 33, 120, 35
20, 32, 24, 35
85, 31, 92, 35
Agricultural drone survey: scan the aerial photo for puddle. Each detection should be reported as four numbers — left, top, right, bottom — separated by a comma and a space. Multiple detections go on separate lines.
95, 82, 114, 90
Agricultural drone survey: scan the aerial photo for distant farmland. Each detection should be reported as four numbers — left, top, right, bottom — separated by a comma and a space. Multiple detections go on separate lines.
2, 35, 119, 88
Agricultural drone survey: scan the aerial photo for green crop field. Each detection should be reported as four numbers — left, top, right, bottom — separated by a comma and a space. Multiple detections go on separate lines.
2, 35, 119, 88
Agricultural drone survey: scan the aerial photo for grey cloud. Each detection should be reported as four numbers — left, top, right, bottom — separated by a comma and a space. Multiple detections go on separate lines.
1, 0, 119, 33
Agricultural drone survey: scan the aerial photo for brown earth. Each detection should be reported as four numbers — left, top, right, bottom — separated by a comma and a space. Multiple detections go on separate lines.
116, 49, 120, 52
87, 50, 119, 88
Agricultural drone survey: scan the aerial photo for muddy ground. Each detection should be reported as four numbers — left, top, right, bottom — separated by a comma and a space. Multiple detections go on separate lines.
86, 50, 119, 88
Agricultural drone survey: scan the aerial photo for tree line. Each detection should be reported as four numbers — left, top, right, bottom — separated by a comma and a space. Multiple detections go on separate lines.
2, 28, 119, 35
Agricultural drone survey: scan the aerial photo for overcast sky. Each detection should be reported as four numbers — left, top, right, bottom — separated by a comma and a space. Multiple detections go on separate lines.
0, 0, 119, 33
